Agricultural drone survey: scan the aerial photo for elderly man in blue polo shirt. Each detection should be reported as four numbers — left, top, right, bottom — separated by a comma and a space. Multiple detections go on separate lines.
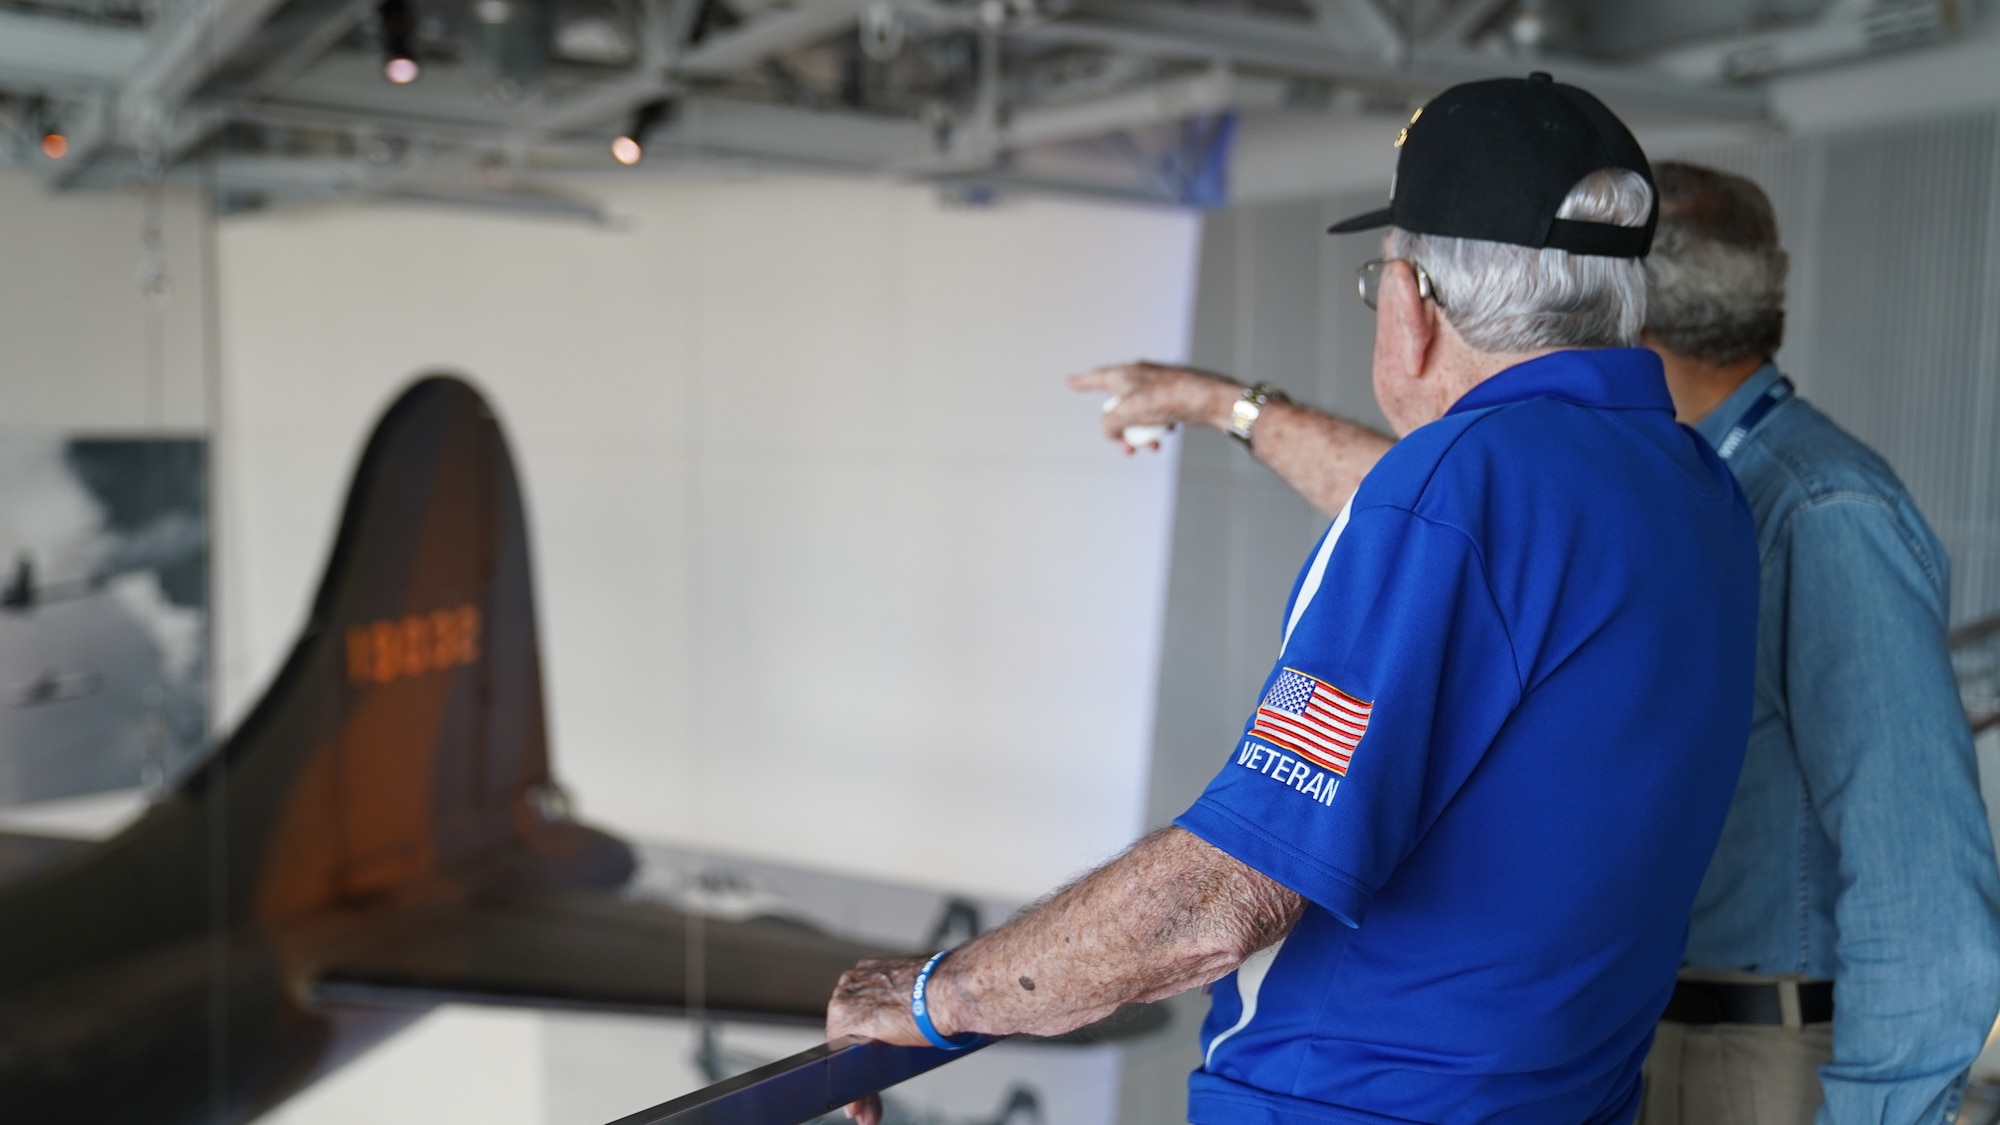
827, 75, 1760, 1125
1077, 157, 2000, 1124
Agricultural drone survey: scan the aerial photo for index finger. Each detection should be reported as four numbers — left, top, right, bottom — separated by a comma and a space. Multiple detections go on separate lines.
1067, 365, 1131, 393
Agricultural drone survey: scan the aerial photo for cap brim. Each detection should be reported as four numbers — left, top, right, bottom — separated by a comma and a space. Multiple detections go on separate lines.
1327, 207, 1393, 235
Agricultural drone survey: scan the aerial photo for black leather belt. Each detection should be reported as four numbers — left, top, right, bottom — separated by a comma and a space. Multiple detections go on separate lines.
1662, 978, 1834, 1026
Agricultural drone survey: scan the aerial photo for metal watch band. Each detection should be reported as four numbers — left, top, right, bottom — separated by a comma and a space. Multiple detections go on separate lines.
1228, 382, 1289, 446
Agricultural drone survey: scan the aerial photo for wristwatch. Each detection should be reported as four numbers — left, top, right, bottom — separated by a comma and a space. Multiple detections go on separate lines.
1228, 382, 1290, 447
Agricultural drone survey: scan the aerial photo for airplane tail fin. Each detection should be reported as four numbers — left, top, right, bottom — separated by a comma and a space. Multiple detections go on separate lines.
195, 375, 629, 923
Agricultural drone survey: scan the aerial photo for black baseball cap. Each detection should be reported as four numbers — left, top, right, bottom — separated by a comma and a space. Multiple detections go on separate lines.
1329, 72, 1657, 258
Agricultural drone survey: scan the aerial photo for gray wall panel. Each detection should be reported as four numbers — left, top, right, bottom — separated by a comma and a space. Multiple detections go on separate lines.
1242, 200, 1327, 403
1143, 207, 1327, 833
1315, 192, 1396, 430
1685, 113, 2000, 622
1140, 188, 1407, 834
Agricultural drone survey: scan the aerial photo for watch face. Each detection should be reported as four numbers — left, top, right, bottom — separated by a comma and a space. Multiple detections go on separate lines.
1230, 397, 1261, 441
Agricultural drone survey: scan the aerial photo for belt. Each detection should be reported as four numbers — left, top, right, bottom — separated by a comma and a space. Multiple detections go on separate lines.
1662, 978, 1834, 1026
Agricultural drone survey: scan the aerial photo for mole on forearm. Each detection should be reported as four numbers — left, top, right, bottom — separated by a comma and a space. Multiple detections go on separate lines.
1019, 976, 1036, 991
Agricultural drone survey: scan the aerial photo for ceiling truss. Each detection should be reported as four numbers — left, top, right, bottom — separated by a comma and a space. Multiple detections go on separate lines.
0, 0, 1960, 216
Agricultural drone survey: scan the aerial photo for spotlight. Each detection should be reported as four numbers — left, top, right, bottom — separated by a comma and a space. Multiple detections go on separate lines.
612, 100, 673, 166
40, 131, 68, 160
1508, 0, 1548, 50
380, 0, 421, 84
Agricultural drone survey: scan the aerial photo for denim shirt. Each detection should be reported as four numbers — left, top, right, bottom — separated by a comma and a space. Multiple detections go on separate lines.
1687, 364, 2000, 1125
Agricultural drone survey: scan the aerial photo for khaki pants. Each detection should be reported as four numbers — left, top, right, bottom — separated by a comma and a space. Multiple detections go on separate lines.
1638, 1018, 1833, 1125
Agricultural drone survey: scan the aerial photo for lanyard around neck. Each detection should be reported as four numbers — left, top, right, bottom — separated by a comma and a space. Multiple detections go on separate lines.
1715, 377, 1795, 459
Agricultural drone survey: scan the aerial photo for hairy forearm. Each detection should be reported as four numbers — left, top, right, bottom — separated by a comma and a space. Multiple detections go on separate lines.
1171, 376, 1392, 517
926, 827, 1304, 1040
1246, 402, 1395, 518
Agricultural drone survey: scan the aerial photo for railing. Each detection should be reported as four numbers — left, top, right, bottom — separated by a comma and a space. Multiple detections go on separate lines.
1953, 612, 2000, 735
604, 1036, 993, 1125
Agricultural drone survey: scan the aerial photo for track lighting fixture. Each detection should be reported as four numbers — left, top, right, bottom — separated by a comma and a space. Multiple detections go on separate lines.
612, 100, 673, 165
380, 0, 421, 84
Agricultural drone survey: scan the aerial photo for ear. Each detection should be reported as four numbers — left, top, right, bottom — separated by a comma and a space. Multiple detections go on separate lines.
1379, 260, 1438, 379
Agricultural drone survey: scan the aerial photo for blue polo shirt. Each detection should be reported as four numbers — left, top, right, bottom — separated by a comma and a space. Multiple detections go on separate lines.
1175, 348, 1758, 1125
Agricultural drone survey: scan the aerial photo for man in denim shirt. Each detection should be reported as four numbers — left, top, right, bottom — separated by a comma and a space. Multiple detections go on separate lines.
1077, 162, 2000, 1125
1631, 162, 2000, 1125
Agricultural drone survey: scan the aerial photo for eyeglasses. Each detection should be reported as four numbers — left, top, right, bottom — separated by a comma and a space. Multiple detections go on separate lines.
1356, 258, 1443, 310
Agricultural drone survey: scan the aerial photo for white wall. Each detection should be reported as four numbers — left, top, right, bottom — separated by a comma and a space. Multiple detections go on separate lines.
0, 168, 211, 432
215, 174, 1198, 902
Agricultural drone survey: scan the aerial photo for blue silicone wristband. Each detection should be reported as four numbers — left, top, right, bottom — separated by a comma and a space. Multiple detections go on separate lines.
911, 950, 978, 1050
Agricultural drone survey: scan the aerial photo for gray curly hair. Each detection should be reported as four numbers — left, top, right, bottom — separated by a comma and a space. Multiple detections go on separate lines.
1643, 162, 1789, 366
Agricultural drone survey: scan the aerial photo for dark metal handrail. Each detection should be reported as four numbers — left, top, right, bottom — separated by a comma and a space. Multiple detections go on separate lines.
1953, 611, 2000, 735
604, 1036, 994, 1125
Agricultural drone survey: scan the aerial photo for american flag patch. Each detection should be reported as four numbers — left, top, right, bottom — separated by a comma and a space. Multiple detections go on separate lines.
1251, 668, 1373, 775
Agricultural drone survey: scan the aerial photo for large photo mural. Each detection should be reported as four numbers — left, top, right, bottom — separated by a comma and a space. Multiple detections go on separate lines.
0, 437, 207, 806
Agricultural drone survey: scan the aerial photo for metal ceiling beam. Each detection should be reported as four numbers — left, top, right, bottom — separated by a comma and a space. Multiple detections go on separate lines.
194, 156, 603, 227
220, 78, 1241, 200
529, 0, 865, 135
260, 49, 524, 126
150, 145, 610, 224
646, 0, 709, 63
208, 90, 927, 173
676, 0, 868, 75
524, 0, 698, 133
238, 0, 383, 98
50, 0, 300, 187
214, 97, 520, 148
144, 0, 367, 173
373, 186, 611, 222
1005, 67, 1288, 150
932, 167, 1181, 208
1304, 0, 1407, 64
1417, 0, 1516, 49
1649, 0, 1954, 83
671, 96, 929, 166
126, 0, 299, 111
1033, 0, 1767, 120
642, 118, 1190, 210
0, 12, 146, 89
528, 72, 680, 133
1412, 52, 1761, 119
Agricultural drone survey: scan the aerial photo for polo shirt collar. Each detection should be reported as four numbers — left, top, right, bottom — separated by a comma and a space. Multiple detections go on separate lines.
1694, 363, 1784, 450
1446, 348, 1674, 418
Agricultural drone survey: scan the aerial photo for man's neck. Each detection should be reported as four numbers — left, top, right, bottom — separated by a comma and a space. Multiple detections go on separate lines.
1430, 341, 1560, 421
1654, 350, 1769, 425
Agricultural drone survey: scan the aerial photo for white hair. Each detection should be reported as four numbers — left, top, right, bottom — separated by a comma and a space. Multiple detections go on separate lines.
1387, 168, 1654, 353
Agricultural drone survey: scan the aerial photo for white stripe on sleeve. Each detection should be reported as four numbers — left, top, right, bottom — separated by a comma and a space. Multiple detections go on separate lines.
1203, 937, 1286, 1070
1282, 498, 1354, 655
